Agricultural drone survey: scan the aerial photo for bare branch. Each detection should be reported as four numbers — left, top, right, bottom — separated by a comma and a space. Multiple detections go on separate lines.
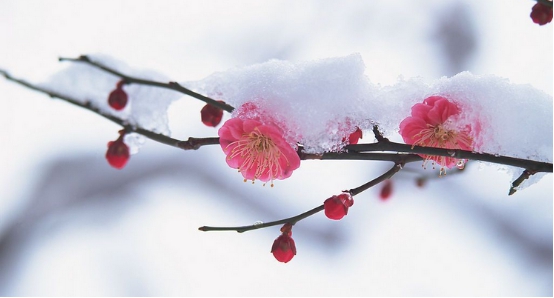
199, 162, 403, 233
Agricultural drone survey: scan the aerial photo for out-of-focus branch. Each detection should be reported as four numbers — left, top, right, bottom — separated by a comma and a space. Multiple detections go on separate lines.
58, 55, 235, 113
198, 163, 403, 233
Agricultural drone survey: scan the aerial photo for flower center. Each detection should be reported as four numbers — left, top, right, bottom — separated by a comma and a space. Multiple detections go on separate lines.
227, 128, 287, 186
412, 123, 473, 175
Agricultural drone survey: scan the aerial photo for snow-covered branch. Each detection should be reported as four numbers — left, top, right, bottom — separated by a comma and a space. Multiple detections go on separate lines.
2, 67, 550, 174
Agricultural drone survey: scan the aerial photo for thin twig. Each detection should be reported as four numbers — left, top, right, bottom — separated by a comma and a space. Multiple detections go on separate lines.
509, 170, 537, 196
198, 205, 325, 233
58, 55, 235, 113
199, 162, 403, 233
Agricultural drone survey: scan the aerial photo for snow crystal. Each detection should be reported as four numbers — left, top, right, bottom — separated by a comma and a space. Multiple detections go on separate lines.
41, 54, 181, 136
191, 53, 552, 187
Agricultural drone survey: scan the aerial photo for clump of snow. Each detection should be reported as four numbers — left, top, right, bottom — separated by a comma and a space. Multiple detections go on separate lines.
124, 133, 146, 155
191, 53, 552, 188
41, 54, 181, 136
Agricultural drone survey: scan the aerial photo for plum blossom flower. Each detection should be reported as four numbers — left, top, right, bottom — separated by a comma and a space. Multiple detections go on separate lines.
399, 96, 474, 174
218, 117, 301, 186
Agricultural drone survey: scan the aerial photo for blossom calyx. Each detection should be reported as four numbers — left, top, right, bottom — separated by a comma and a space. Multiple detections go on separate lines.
324, 192, 354, 220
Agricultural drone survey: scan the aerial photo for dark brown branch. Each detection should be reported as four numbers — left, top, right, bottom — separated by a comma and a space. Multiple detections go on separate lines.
347, 142, 552, 173
199, 162, 403, 233
0, 69, 219, 151
509, 170, 537, 196
58, 55, 235, 113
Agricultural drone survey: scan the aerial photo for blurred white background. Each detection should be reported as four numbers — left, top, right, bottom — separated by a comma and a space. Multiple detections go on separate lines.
0, 0, 552, 296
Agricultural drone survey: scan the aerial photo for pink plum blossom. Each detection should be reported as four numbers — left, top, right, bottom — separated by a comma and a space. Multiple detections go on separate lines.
399, 96, 474, 173
218, 117, 301, 186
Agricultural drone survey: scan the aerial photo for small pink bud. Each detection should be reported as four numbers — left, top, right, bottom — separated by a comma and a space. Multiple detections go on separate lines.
271, 224, 296, 263
108, 81, 128, 110
324, 193, 354, 220
379, 180, 393, 200
106, 133, 130, 169
348, 127, 363, 144
200, 101, 224, 127
531, 2, 553, 25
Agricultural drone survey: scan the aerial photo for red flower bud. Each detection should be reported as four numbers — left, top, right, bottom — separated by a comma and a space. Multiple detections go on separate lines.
324, 193, 354, 220
108, 81, 128, 110
106, 134, 130, 169
200, 102, 224, 127
271, 230, 296, 263
379, 180, 393, 200
348, 127, 363, 144
531, 2, 553, 25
